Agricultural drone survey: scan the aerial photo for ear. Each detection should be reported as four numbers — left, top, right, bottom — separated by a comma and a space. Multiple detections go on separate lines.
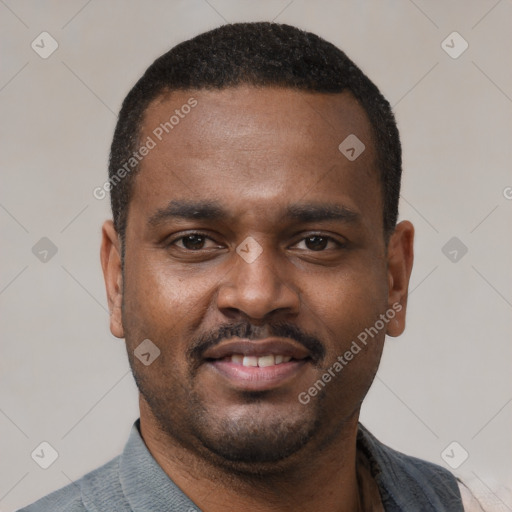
100, 220, 125, 338
385, 221, 414, 337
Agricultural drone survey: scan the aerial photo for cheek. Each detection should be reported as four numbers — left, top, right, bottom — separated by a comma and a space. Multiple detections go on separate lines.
304, 271, 388, 408
126, 256, 195, 315
121, 258, 210, 391
303, 263, 388, 352
121, 254, 220, 352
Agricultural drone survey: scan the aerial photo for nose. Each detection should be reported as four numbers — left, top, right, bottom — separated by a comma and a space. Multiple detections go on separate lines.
216, 244, 300, 321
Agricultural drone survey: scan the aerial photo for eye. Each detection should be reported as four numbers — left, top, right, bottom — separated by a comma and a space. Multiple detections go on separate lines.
294, 235, 341, 251
172, 233, 219, 251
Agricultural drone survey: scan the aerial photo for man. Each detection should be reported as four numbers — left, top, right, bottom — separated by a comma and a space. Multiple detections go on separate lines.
20, 22, 479, 511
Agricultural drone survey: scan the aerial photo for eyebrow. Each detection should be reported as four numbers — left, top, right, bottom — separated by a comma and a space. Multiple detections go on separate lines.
148, 200, 226, 226
147, 200, 361, 226
285, 203, 361, 224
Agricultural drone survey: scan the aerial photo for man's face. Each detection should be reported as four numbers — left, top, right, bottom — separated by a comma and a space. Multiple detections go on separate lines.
103, 86, 411, 471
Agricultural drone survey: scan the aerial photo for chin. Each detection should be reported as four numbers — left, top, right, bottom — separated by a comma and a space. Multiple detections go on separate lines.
188, 400, 322, 473
139, 377, 327, 474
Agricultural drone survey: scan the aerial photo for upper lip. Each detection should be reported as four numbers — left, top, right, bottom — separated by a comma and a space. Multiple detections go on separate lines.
203, 337, 311, 360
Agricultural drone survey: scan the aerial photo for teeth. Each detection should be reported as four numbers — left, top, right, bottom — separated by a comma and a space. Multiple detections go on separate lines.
258, 355, 275, 367
231, 354, 244, 364
230, 354, 293, 366
242, 356, 258, 367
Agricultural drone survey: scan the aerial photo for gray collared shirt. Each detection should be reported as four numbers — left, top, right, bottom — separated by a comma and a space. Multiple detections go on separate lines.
18, 420, 465, 511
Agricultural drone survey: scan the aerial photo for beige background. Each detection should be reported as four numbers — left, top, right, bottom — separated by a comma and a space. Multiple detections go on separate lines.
1, 1, 511, 510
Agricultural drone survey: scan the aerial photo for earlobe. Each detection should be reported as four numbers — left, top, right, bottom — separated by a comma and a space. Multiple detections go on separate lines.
385, 221, 414, 338
100, 220, 125, 339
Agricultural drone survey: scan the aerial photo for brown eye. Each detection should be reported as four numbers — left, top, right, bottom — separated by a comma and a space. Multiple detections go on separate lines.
180, 234, 206, 250
304, 236, 329, 251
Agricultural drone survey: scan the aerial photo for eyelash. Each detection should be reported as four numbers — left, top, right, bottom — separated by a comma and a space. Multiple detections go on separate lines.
170, 232, 222, 250
168, 232, 345, 251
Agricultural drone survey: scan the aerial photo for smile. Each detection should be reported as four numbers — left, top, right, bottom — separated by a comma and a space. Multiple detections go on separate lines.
227, 354, 292, 367
202, 338, 312, 391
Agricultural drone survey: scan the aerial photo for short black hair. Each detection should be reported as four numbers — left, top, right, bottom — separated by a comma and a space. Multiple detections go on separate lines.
109, 22, 402, 244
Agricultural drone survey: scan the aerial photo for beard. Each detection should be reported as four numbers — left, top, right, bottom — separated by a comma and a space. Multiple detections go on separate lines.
128, 320, 329, 472
134, 368, 324, 472
187, 393, 322, 466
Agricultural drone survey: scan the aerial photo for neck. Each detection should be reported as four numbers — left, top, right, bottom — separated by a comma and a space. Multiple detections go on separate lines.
139, 402, 362, 512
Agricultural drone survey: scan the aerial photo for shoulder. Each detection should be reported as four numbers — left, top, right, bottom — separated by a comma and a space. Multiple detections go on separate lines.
357, 424, 464, 511
17, 482, 84, 512
358, 424, 459, 487
17, 456, 124, 512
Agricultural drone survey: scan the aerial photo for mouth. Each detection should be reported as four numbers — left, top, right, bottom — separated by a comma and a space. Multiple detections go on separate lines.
202, 338, 313, 392
221, 353, 294, 367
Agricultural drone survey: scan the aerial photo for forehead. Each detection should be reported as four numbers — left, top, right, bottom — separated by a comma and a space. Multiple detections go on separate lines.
129, 86, 381, 229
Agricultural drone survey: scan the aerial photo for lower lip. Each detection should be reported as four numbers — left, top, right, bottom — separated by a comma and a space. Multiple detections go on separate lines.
206, 360, 309, 391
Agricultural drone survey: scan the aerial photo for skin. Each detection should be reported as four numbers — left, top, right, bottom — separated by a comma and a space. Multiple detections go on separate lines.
101, 86, 414, 512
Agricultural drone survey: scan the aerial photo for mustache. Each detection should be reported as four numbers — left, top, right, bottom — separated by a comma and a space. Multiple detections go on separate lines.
188, 322, 326, 363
